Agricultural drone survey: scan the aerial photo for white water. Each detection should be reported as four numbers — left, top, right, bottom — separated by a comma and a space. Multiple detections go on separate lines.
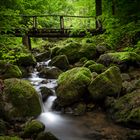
26, 60, 95, 140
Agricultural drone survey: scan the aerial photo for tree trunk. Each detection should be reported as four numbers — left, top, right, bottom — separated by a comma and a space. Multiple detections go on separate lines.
22, 35, 31, 50
95, 0, 102, 30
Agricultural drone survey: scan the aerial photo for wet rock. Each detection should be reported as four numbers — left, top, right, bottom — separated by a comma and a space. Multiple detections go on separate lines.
36, 132, 59, 140
88, 66, 122, 101
35, 51, 51, 62
49, 55, 69, 71
97, 52, 140, 71
23, 120, 45, 138
3, 78, 41, 119
0, 60, 22, 79
56, 67, 92, 106
17, 53, 36, 67
39, 67, 62, 79
105, 90, 140, 127
40, 87, 54, 102
84, 131, 104, 140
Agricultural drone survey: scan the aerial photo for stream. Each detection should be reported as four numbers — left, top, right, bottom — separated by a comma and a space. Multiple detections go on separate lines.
26, 59, 128, 140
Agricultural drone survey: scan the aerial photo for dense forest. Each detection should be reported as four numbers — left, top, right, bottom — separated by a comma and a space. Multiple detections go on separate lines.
0, 0, 140, 140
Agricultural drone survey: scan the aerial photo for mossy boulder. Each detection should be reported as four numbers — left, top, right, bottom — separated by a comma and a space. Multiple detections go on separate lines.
105, 90, 140, 127
35, 51, 51, 62
88, 63, 106, 74
17, 53, 36, 67
56, 67, 92, 106
52, 41, 96, 64
49, 55, 69, 71
97, 52, 140, 71
39, 67, 62, 79
3, 78, 41, 118
88, 66, 122, 101
36, 132, 59, 140
23, 120, 45, 138
0, 61, 22, 79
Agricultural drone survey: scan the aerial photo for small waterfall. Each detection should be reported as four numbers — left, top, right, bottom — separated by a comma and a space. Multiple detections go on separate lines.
27, 59, 57, 113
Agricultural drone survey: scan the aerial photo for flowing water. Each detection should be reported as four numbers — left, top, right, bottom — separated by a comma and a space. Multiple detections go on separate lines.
26, 60, 129, 140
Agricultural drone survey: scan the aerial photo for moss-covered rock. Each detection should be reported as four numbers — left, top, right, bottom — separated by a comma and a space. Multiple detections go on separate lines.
36, 132, 59, 140
97, 52, 140, 71
105, 90, 140, 127
17, 53, 36, 67
83, 60, 96, 68
51, 40, 97, 64
39, 67, 62, 79
49, 55, 69, 71
0, 61, 22, 79
23, 120, 45, 138
73, 103, 86, 116
88, 63, 106, 74
88, 66, 122, 101
3, 78, 41, 118
56, 67, 92, 106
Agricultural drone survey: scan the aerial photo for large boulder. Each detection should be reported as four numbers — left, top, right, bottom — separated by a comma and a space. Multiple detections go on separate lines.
0, 61, 22, 79
97, 52, 140, 71
17, 53, 36, 67
88, 66, 122, 101
56, 67, 92, 106
49, 55, 69, 71
23, 120, 45, 138
2, 78, 41, 119
105, 90, 140, 127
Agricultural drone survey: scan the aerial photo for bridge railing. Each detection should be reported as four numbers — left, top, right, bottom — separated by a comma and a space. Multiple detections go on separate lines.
20, 14, 96, 31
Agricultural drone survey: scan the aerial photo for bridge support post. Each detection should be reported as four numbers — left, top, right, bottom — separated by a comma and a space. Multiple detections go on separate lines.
60, 16, 64, 33
95, 0, 102, 30
22, 35, 31, 50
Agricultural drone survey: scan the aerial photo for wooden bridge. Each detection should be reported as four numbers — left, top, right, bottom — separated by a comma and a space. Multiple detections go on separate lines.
1, 14, 103, 37
1, 14, 104, 48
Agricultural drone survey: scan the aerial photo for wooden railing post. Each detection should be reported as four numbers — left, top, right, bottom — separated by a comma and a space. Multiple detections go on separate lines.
60, 16, 64, 32
33, 16, 37, 28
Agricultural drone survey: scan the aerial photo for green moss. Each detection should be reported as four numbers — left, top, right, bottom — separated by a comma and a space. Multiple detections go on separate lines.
83, 60, 96, 68
23, 120, 45, 138
0, 60, 22, 79
4, 78, 41, 117
88, 63, 106, 73
36, 132, 58, 140
57, 67, 92, 106
88, 66, 122, 101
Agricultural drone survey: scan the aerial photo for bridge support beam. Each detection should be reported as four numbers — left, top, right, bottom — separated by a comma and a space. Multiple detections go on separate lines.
22, 35, 31, 50
95, 0, 102, 30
